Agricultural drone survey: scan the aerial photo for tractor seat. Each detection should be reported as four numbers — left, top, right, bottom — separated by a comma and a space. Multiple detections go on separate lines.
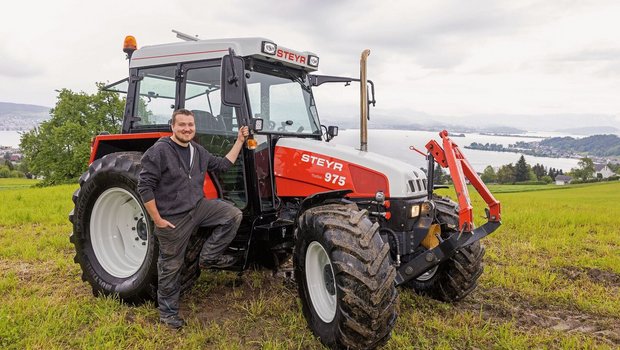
192, 110, 225, 132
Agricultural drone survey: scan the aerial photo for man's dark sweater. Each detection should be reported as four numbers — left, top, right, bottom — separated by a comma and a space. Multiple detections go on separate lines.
138, 137, 233, 217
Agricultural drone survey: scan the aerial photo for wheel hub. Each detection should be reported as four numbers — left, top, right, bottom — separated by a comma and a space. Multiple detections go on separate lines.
323, 264, 335, 295
416, 265, 439, 281
136, 217, 147, 241
90, 187, 149, 278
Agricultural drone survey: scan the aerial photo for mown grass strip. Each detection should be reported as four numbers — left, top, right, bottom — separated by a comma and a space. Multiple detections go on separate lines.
0, 178, 41, 191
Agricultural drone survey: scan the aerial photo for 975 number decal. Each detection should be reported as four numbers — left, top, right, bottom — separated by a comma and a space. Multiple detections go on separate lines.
324, 172, 346, 186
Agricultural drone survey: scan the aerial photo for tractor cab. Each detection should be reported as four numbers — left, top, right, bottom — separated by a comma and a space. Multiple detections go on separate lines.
104, 36, 334, 212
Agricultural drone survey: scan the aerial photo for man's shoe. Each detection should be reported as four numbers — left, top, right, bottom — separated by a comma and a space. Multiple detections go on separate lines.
160, 315, 185, 329
200, 255, 238, 269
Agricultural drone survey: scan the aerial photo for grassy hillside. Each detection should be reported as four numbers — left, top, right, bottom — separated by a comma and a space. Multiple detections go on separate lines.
0, 178, 618, 349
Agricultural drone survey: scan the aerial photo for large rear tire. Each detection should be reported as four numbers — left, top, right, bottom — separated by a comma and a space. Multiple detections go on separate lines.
69, 152, 202, 303
295, 204, 398, 350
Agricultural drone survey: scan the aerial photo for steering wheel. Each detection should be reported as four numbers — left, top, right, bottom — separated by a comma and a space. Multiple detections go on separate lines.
277, 120, 294, 132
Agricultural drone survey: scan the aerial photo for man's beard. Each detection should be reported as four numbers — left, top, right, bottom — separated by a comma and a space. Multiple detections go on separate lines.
174, 131, 194, 143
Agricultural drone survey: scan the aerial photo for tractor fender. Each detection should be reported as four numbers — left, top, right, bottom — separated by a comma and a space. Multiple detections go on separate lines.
296, 189, 353, 222
89, 132, 171, 164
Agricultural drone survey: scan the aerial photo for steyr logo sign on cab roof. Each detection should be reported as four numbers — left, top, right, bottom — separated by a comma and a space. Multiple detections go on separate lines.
276, 49, 306, 65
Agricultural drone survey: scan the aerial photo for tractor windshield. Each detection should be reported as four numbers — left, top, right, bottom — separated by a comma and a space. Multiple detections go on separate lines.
245, 64, 320, 135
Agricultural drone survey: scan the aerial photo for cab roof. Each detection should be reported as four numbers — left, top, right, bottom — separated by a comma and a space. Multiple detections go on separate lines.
129, 37, 318, 72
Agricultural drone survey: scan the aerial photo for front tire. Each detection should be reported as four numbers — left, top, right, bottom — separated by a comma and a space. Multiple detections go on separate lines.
406, 198, 485, 302
295, 204, 398, 350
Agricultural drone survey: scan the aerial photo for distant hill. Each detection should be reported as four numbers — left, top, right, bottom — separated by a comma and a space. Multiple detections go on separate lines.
480, 126, 527, 134
554, 126, 619, 135
0, 102, 50, 131
540, 134, 620, 157
0, 102, 50, 114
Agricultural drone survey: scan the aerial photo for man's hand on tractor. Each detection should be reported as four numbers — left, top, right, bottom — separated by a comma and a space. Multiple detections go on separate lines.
237, 126, 249, 143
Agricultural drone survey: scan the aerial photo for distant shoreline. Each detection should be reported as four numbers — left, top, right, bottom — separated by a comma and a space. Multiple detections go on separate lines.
478, 132, 546, 139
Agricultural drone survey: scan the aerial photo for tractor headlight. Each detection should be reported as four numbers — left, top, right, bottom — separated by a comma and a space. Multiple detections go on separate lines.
251, 118, 263, 132
375, 191, 385, 203
308, 55, 320, 67
411, 205, 420, 218
262, 41, 277, 55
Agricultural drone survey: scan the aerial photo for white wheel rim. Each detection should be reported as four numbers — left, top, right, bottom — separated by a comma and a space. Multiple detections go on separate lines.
416, 265, 439, 282
90, 187, 149, 278
305, 241, 337, 323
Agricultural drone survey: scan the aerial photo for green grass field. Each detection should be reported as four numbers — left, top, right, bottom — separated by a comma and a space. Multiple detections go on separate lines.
0, 178, 619, 349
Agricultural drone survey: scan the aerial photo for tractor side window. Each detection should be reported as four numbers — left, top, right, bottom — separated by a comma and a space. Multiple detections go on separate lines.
184, 67, 237, 134
247, 83, 262, 120
134, 66, 177, 126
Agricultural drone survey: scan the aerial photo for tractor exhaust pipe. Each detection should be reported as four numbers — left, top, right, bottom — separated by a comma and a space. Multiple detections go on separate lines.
360, 49, 370, 152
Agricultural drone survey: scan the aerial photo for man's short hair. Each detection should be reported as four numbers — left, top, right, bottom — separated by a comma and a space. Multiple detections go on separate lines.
171, 109, 194, 125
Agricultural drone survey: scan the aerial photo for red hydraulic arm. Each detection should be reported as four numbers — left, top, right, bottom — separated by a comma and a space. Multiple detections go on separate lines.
425, 130, 501, 232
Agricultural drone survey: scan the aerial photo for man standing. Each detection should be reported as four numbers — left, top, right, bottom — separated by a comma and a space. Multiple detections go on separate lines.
138, 109, 249, 329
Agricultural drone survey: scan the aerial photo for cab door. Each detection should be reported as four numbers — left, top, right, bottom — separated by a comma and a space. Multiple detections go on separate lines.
179, 61, 248, 209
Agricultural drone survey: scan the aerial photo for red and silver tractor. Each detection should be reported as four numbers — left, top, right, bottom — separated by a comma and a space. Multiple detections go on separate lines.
70, 31, 501, 349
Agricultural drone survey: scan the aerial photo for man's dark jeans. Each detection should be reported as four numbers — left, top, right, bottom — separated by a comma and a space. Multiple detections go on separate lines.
154, 198, 242, 319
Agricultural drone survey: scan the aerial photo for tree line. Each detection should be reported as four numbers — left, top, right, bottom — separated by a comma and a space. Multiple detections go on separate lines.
478, 155, 562, 184
540, 135, 620, 157
0, 157, 28, 178
428, 154, 620, 186
427, 155, 566, 185
478, 155, 618, 185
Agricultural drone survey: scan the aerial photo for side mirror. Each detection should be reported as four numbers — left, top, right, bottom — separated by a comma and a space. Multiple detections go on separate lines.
327, 126, 338, 142
221, 50, 246, 107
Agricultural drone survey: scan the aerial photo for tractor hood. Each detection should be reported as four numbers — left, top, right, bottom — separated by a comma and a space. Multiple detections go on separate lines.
273, 138, 427, 199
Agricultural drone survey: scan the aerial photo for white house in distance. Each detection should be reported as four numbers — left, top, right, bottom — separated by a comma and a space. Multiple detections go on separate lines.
555, 175, 572, 185
594, 164, 617, 179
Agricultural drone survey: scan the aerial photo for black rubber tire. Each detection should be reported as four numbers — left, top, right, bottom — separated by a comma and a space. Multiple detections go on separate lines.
295, 204, 398, 350
69, 152, 202, 303
406, 197, 486, 302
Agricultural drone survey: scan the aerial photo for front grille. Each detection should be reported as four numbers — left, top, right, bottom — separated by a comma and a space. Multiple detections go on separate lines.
408, 180, 416, 192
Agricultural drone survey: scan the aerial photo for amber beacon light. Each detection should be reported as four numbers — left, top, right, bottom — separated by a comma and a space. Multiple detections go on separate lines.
123, 35, 138, 58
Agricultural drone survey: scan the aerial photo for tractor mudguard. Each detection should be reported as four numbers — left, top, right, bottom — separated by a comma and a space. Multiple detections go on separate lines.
89, 132, 171, 164
296, 189, 353, 220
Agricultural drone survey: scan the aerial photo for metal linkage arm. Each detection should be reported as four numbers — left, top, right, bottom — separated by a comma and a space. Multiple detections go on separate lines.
425, 130, 501, 232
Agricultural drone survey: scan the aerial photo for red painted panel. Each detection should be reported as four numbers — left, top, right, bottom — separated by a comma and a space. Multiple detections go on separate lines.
203, 174, 219, 199
89, 132, 172, 164
349, 164, 388, 194
273, 145, 389, 198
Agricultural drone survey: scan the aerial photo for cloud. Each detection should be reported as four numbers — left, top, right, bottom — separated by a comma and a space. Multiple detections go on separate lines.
3, 0, 620, 120
0, 47, 43, 78
552, 49, 620, 63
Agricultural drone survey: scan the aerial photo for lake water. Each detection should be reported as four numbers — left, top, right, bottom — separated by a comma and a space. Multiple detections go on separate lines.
331, 129, 579, 172
0, 129, 580, 171
0, 130, 24, 149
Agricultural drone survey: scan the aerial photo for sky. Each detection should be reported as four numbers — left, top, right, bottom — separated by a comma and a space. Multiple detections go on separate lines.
1, 0, 620, 130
